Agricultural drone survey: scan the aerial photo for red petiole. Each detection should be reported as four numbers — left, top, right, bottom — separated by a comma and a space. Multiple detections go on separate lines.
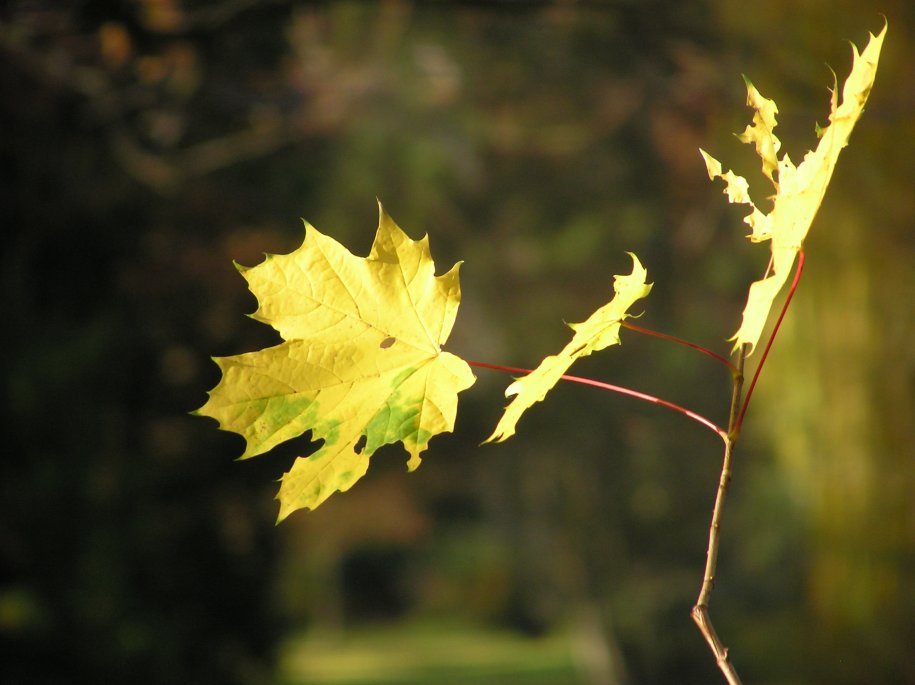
622, 321, 739, 375
467, 360, 727, 441
734, 249, 806, 433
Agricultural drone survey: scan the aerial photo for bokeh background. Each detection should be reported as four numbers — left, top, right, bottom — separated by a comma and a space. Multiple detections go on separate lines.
2, 1, 913, 684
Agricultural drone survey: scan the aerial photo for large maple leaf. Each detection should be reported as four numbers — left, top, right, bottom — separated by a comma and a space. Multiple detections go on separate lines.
702, 23, 885, 353
195, 203, 476, 520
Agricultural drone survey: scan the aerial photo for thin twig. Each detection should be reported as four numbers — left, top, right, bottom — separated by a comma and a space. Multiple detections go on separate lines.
691, 250, 806, 682
691, 344, 748, 685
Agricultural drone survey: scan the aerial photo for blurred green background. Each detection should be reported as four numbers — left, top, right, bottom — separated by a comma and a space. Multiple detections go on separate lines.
2, 2, 912, 684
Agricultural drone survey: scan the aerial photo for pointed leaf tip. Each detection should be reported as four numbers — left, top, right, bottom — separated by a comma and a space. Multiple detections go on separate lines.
699, 149, 722, 179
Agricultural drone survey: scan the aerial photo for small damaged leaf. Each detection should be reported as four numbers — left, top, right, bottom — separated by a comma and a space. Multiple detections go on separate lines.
485, 253, 652, 443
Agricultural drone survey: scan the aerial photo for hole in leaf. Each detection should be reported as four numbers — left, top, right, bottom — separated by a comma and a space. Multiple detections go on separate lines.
380, 336, 396, 349
354, 435, 367, 454
261, 431, 322, 463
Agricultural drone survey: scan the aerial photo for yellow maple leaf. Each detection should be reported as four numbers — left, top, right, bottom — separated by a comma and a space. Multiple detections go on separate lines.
486, 254, 652, 443
195, 202, 476, 520
701, 22, 886, 353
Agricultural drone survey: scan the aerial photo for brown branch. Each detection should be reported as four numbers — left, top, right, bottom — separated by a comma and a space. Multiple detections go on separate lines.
111, 122, 297, 194
691, 343, 748, 685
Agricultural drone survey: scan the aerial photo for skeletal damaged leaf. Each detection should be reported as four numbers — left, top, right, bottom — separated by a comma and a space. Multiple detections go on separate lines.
703, 23, 886, 353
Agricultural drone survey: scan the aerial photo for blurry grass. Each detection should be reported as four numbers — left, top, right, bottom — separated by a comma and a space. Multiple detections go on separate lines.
278, 621, 584, 685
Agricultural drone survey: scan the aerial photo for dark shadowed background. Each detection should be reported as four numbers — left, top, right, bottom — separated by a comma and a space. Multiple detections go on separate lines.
2, 2, 913, 684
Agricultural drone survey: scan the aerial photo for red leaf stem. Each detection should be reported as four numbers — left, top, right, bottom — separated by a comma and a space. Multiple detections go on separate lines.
734, 249, 806, 433
467, 360, 727, 441
622, 321, 739, 375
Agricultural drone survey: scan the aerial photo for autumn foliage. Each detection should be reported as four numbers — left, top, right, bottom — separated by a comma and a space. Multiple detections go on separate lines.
197, 23, 884, 526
